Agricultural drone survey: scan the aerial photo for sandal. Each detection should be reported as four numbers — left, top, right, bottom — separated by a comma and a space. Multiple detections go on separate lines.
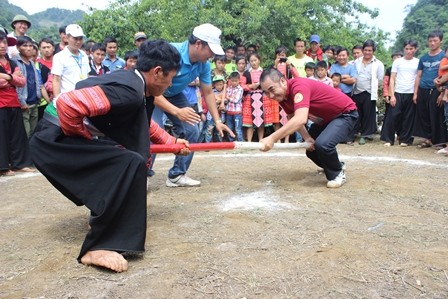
417, 140, 432, 149
0, 169, 15, 176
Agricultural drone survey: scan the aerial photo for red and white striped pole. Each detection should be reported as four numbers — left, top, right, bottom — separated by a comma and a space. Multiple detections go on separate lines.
150, 142, 310, 154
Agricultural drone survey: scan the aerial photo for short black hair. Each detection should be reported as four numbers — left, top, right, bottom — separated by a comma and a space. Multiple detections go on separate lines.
316, 60, 328, 69
331, 72, 342, 80
16, 36, 33, 47
0, 30, 6, 41
323, 45, 335, 54
213, 55, 226, 63
305, 62, 316, 70
403, 40, 418, 49
247, 44, 257, 50
294, 38, 306, 47
38, 37, 54, 48
124, 50, 138, 61
275, 45, 288, 56
352, 44, 362, 51
136, 39, 180, 75
428, 30, 443, 41
229, 71, 240, 80
260, 68, 284, 84
236, 44, 246, 50
362, 39, 376, 51
103, 36, 117, 46
336, 47, 349, 56
234, 55, 246, 64
59, 25, 67, 34
91, 43, 106, 53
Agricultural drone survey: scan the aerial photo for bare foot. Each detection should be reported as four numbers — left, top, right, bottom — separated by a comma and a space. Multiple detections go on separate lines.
80, 250, 128, 272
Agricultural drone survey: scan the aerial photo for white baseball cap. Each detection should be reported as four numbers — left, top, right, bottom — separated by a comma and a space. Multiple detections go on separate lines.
66, 24, 85, 38
192, 23, 224, 55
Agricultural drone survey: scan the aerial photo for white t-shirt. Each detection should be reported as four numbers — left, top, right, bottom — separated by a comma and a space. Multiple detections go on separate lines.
51, 47, 90, 93
391, 57, 419, 94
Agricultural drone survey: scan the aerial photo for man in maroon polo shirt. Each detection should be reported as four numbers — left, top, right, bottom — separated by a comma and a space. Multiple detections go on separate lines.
260, 68, 358, 188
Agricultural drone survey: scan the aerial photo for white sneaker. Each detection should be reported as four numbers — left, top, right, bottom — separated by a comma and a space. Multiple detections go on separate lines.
326, 170, 346, 188
436, 147, 448, 155
166, 174, 201, 187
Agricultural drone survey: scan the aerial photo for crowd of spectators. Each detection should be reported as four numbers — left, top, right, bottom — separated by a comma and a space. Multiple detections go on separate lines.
1, 16, 448, 177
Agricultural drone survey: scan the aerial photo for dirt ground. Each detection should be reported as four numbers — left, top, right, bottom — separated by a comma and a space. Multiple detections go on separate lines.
1, 140, 448, 299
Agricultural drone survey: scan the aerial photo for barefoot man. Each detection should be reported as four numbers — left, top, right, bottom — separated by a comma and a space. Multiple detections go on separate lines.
259, 68, 358, 188
29, 40, 180, 272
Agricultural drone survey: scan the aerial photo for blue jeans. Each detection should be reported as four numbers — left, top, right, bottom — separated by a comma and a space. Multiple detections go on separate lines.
225, 113, 243, 141
151, 93, 200, 179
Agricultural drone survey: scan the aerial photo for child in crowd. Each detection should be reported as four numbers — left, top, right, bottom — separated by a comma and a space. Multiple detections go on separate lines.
124, 50, 138, 70
202, 75, 226, 143
88, 43, 110, 76
304, 62, 316, 78
331, 72, 342, 91
241, 53, 273, 142
211, 55, 227, 81
316, 60, 333, 86
225, 72, 244, 141
235, 55, 246, 75
224, 46, 237, 74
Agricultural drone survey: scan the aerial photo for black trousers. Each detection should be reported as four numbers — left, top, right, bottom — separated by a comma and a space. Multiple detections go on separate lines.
30, 118, 147, 261
306, 110, 358, 180
380, 93, 415, 145
0, 107, 32, 171
351, 91, 377, 138
413, 87, 448, 144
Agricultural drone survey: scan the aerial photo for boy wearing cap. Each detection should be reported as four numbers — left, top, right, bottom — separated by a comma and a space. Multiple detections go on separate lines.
202, 75, 226, 143
51, 24, 90, 97
151, 23, 234, 187
305, 34, 328, 64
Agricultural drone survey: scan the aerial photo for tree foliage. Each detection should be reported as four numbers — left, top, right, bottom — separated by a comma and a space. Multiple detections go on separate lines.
394, 0, 448, 55
82, 0, 391, 63
0, 0, 84, 43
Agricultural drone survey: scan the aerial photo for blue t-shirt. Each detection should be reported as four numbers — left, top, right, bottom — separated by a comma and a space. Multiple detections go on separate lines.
164, 41, 212, 98
102, 55, 126, 72
418, 51, 445, 89
329, 63, 358, 94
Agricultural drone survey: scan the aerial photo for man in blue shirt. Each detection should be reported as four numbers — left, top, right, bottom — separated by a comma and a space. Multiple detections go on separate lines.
152, 23, 234, 187
413, 30, 447, 147
102, 36, 125, 72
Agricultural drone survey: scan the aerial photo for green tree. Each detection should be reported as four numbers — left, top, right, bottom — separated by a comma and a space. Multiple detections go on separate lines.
394, 0, 448, 56
81, 0, 390, 62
